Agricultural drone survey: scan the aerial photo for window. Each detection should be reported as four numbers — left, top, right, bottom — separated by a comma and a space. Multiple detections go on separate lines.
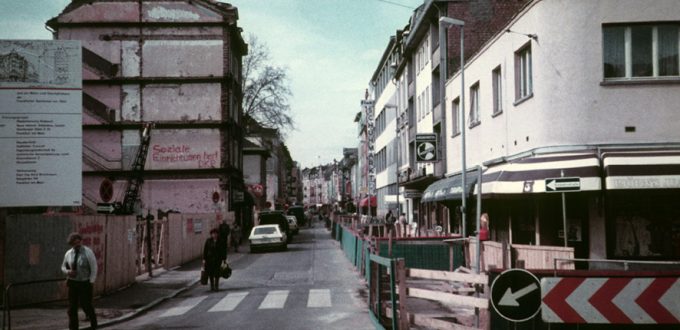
603, 24, 679, 79
469, 82, 480, 127
514, 44, 533, 101
492, 66, 503, 116
452, 97, 460, 135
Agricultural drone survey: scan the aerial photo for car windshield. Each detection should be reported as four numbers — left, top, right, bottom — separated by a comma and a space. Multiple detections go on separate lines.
254, 227, 277, 235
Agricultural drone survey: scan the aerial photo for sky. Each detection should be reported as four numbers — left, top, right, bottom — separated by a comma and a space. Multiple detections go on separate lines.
0, 0, 424, 168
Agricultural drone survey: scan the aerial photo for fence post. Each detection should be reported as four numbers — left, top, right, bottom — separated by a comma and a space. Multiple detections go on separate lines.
396, 259, 409, 330
390, 259, 398, 329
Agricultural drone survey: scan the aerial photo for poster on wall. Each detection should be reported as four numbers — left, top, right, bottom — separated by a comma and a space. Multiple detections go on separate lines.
0, 40, 82, 207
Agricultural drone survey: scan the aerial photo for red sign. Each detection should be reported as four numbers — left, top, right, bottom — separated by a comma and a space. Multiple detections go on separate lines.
99, 179, 113, 202
542, 277, 680, 324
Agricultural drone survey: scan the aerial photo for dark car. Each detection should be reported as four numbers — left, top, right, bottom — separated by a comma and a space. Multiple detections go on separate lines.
287, 206, 306, 227
258, 211, 292, 242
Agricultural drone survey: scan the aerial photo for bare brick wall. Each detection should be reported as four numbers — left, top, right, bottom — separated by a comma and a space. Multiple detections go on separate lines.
445, 0, 530, 78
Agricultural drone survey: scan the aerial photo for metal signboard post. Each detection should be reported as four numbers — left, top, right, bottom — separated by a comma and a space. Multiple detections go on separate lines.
490, 268, 542, 323
546, 174, 581, 247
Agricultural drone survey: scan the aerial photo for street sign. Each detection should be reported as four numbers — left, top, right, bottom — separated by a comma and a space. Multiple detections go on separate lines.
542, 277, 680, 324
545, 177, 581, 192
491, 268, 542, 322
415, 134, 438, 162
96, 203, 115, 214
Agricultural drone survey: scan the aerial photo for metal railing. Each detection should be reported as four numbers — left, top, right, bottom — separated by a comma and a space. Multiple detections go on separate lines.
2, 278, 65, 330
553, 258, 680, 274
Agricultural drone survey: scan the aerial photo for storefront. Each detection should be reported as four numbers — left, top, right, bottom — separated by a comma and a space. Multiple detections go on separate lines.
603, 149, 680, 260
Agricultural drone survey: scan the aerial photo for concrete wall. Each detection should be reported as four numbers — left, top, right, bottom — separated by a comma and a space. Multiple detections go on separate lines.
444, 0, 680, 174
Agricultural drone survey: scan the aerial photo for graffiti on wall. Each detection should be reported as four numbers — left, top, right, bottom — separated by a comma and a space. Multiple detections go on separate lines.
75, 222, 105, 272
151, 143, 218, 168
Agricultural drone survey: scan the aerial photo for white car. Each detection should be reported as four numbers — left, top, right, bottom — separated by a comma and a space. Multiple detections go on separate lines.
249, 224, 287, 252
286, 215, 299, 235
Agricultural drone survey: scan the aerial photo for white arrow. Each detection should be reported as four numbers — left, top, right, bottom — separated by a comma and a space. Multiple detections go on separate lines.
546, 180, 557, 191
499, 283, 538, 307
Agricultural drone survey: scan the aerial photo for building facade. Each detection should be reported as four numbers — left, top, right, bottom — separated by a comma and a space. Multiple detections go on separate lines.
441, 0, 680, 261
48, 0, 247, 218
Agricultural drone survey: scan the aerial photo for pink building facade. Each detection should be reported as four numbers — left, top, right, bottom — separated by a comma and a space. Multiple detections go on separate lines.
47, 0, 247, 216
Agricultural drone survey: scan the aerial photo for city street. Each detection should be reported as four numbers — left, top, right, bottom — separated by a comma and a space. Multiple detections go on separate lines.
113, 223, 373, 330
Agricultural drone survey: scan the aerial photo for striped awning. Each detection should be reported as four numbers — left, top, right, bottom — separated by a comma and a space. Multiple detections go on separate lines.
422, 169, 480, 203
603, 149, 680, 190
480, 152, 602, 195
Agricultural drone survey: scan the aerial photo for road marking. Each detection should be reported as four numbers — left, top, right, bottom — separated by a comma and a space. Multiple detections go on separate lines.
258, 290, 289, 309
160, 296, 207, 317
208, 292, 249, 312
307, 289, 332, 308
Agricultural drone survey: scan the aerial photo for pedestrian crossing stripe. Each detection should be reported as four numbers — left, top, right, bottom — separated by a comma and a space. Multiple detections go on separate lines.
160, 296, 207, 317
258, 290, 289, 309
160, 289, 354, 317
307, 289, 331, 308
208, 292, 249, 312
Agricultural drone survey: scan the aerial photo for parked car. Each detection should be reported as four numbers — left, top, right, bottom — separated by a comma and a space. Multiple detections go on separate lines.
249, 224, 287, 252
287, 206, 306, 227
286, 215, 299, 235
258, 210, 291, 242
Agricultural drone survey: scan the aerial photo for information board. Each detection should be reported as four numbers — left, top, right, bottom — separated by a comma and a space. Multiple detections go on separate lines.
0, 40, 82, 207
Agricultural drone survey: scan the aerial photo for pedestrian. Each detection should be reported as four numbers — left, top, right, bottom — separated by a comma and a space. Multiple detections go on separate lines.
385, 209, 393, 223
231, 222, 242, 252
203, 228, 223, 291
61, 232, 98, 330
217, 220, 230, 260
399, 212, 407, 237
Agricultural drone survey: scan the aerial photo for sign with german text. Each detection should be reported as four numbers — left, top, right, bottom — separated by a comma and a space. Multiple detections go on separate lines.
0, 40, 82, 207
545, 177, 581, 192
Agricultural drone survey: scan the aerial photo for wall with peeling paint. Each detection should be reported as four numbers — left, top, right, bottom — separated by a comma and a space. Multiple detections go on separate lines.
51, 0, 245, 215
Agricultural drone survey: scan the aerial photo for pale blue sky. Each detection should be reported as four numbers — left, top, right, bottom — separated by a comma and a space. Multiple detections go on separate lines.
0, 0, 424, 168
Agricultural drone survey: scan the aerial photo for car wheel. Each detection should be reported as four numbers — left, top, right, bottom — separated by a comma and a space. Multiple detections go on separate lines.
250, 246, 258, 253
282, 244, 288, 251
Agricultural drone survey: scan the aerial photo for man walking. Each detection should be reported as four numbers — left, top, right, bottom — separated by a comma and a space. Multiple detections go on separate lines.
61, 232, 98, 330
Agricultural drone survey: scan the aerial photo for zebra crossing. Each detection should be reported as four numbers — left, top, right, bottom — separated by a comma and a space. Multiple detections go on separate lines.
160, 288, 355, 317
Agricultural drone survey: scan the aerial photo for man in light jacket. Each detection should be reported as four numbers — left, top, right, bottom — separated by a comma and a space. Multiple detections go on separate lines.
61, 232, 98, 330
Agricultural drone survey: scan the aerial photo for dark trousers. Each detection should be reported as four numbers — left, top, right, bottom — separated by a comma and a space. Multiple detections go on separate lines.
67, 280, 97, 330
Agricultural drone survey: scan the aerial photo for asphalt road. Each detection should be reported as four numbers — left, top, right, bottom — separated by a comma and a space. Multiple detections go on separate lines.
112, 223, 374, 330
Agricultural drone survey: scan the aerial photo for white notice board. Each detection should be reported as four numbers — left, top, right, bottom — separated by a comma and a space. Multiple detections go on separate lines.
0, 40, 82, 207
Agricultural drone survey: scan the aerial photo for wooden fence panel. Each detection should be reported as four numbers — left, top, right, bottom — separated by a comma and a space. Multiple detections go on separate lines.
104, 216, 136, 292
512, 244, 574, 269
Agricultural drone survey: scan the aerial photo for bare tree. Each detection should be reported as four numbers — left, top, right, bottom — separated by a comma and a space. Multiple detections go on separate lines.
242, 34, 294, 134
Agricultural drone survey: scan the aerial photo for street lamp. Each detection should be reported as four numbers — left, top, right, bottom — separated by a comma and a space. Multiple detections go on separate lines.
439, 16, 466, 237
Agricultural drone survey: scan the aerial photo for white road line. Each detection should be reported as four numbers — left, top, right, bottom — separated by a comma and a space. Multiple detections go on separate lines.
307, 289, 332, 308
208, 292, 249, 312
258, 290, 289, 309
160, 296, 207, 317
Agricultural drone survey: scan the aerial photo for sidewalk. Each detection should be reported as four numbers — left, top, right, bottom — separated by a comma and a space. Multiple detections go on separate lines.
3, 249, 247, 330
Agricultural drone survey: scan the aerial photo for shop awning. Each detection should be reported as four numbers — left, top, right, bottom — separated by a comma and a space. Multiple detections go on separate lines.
422, 169, 480, 203
480, 152, 601, 195
603, 149, 680, 190
359, 196, 377, 207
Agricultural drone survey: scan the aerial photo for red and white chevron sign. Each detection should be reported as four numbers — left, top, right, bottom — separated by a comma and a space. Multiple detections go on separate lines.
541, 277, 680, 324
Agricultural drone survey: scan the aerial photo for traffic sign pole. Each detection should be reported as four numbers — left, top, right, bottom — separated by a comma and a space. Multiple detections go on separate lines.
561, 171, 567, 247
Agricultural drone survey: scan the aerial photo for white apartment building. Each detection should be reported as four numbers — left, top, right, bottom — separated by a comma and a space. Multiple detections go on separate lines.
441, 0, 680, 261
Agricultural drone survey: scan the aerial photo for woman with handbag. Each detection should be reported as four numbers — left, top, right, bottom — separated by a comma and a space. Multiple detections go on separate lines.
203, 228, 222, 291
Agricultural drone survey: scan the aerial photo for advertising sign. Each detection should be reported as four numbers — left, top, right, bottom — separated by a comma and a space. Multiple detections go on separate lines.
415, 133, 438, 162
362, 100, 376, 194
0, 40, 82, 207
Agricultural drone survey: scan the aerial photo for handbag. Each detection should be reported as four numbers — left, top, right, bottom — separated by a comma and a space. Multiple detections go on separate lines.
220, 260, 232, 279
200, 268, 208, 285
